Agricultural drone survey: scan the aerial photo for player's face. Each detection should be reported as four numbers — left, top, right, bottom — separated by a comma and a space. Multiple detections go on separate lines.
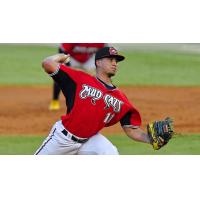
98, 57, 118, 77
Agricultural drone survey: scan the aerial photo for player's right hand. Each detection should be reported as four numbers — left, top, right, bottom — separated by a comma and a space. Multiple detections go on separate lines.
64, 54, 70, 64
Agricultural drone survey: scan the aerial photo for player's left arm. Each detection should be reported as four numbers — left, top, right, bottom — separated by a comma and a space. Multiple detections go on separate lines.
121, 112, 174, 150
123, 127, 150, 144
120, 111, 150, 143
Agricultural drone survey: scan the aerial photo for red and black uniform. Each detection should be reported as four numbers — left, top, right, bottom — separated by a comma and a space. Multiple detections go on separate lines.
59, 43, 106, 63
54, 43, 106, 100
51, 64, 141, 138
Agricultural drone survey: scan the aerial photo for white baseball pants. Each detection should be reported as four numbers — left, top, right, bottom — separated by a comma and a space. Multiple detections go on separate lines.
70, 54, 96, 71
35, 121, 119, 155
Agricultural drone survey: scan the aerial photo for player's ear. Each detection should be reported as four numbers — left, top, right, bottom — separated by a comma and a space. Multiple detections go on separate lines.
96, 59, 101, 67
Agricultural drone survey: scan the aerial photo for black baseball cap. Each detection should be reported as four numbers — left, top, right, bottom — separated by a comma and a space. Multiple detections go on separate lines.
95, 47, 125, 62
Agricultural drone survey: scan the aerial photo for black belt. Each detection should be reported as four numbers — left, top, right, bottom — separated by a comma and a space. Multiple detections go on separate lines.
62, 129, 88, 143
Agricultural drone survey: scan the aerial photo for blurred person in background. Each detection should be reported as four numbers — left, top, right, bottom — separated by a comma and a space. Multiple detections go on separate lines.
49, 43, 107, 111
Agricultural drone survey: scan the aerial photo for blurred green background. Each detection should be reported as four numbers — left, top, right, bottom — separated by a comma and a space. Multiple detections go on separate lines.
1, 44, 200, 86
0, 44, 200, 154
0, 134, 200, 155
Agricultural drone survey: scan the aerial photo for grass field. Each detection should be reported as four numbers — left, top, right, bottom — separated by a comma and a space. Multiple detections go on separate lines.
0, 44, 200, 86
0, 44, 200, 155
0, 45, 56, 85
0, 134, 200, 155
115, 51, 200, 86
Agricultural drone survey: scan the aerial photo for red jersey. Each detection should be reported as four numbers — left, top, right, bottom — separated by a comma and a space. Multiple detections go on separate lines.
51, 64, 141, 138
59, 43, 106, 63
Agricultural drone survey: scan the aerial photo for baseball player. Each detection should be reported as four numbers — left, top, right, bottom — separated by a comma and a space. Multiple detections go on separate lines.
49, 43, 106, 110
35, 47, 174, 155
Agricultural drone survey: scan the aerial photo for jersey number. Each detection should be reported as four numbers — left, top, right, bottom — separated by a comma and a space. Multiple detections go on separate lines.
104, 113, 115, 124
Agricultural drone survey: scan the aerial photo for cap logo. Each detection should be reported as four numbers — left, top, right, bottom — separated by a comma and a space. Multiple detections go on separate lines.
109, 47, 118, 55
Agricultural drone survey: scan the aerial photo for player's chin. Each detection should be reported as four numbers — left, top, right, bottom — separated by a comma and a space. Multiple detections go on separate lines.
108, 69, 117, 77
108, 72, 115, 77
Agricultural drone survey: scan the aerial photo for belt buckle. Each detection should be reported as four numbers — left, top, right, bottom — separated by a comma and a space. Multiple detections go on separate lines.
62, 129, 87, 143
72, 135, 87, 143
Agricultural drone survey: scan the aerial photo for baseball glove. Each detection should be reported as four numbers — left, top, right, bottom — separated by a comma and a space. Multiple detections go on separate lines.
147, 117, 174, 150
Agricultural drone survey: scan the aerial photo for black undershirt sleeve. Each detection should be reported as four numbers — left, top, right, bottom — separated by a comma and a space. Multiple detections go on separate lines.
120, 111, 132, 127
52, 70, 76, 113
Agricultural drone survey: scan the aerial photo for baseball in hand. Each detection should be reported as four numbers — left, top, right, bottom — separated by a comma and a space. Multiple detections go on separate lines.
64, 54, 70, 64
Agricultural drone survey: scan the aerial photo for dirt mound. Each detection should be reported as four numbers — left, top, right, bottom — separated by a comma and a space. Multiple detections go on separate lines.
0, 86, 199, 135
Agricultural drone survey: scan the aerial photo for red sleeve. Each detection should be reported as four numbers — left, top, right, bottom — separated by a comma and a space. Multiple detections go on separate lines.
120, 107, 142, 128
119, 91, 142, 128
59, 64, 89, 82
